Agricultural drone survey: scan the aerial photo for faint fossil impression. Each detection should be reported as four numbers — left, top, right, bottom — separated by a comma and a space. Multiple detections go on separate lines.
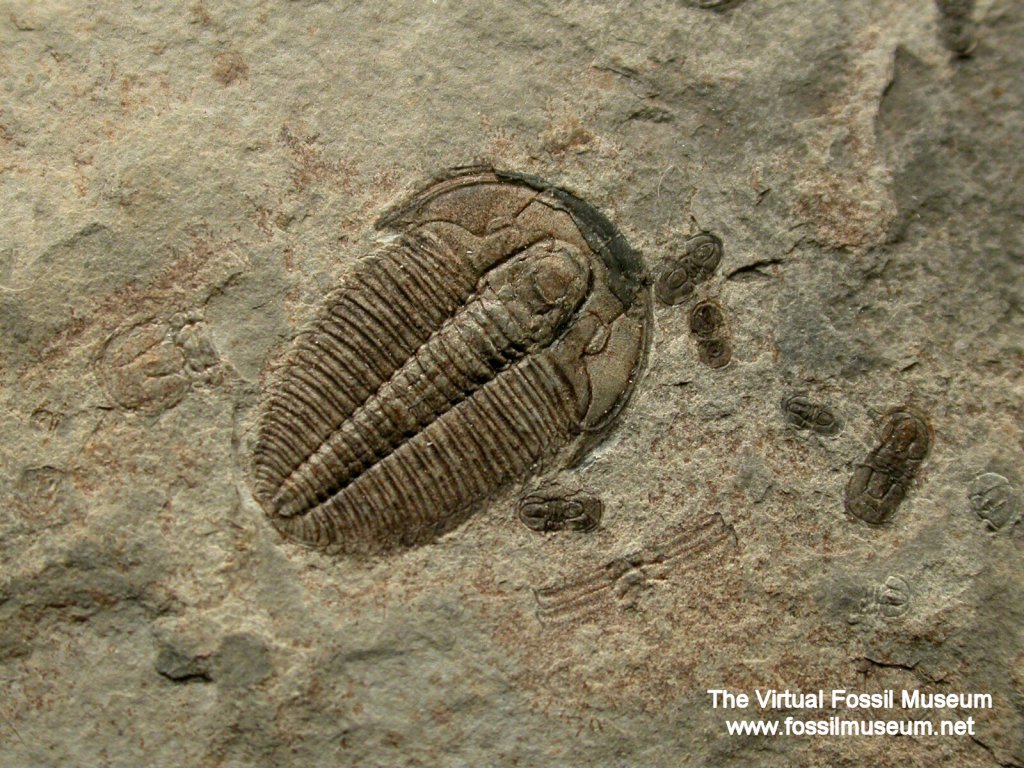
781, 393, 843, 436
851, 575, 911, 622
533, 514, 737, 624
11, 465, 78, 531
518, 489, 603, 533
845, 409, 931, 525
935, 0, 976, 57
689, 299, 732, 369
29, 408, 63, 433
251, 167, 650, 554
655, 232, 723, 306
968, 472, 1018, 531
98, 311, 219, 414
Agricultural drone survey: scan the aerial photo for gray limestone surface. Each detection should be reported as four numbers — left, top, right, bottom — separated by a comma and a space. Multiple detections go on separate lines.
1, 1, 1021, 766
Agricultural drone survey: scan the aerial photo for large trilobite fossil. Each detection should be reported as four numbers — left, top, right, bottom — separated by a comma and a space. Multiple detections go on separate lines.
251, 167, 650, 554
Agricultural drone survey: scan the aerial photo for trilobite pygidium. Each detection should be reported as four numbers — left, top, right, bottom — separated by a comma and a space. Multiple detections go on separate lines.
251, 168, 649, 554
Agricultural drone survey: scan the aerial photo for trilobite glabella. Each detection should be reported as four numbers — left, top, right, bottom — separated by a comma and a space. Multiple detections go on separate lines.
251, 167, 649, 554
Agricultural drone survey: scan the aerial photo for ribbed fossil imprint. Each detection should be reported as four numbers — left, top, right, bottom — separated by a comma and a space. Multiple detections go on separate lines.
251, 168, 650, 553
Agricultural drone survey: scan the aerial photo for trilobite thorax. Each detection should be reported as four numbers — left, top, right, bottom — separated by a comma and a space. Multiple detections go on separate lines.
251, 168, 649, 554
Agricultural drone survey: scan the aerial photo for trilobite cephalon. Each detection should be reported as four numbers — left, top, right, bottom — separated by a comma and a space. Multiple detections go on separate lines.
251, 167, 650, 554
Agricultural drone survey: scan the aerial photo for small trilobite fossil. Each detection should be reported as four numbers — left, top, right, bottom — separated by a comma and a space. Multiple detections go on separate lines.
968, 472, 1018, 531
855, 575, 911, 620
518, 490, 603, 533
688, 300, 732, 369
99, 311, 218, 413
781, 393, 843, 436
845, 409, 931, 525
251, 167, 650, 554
655, 232, 723, 306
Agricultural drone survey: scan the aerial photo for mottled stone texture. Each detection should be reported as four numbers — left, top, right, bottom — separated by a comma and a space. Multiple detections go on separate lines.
1, 1, 1021, 767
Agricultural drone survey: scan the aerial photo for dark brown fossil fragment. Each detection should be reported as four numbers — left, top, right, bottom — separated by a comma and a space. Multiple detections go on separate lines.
845, 409, 931, 525
655, 232, 723, 306
251, 167, 649, 554
518, 490, 602, 533
781, 393, 843, 436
